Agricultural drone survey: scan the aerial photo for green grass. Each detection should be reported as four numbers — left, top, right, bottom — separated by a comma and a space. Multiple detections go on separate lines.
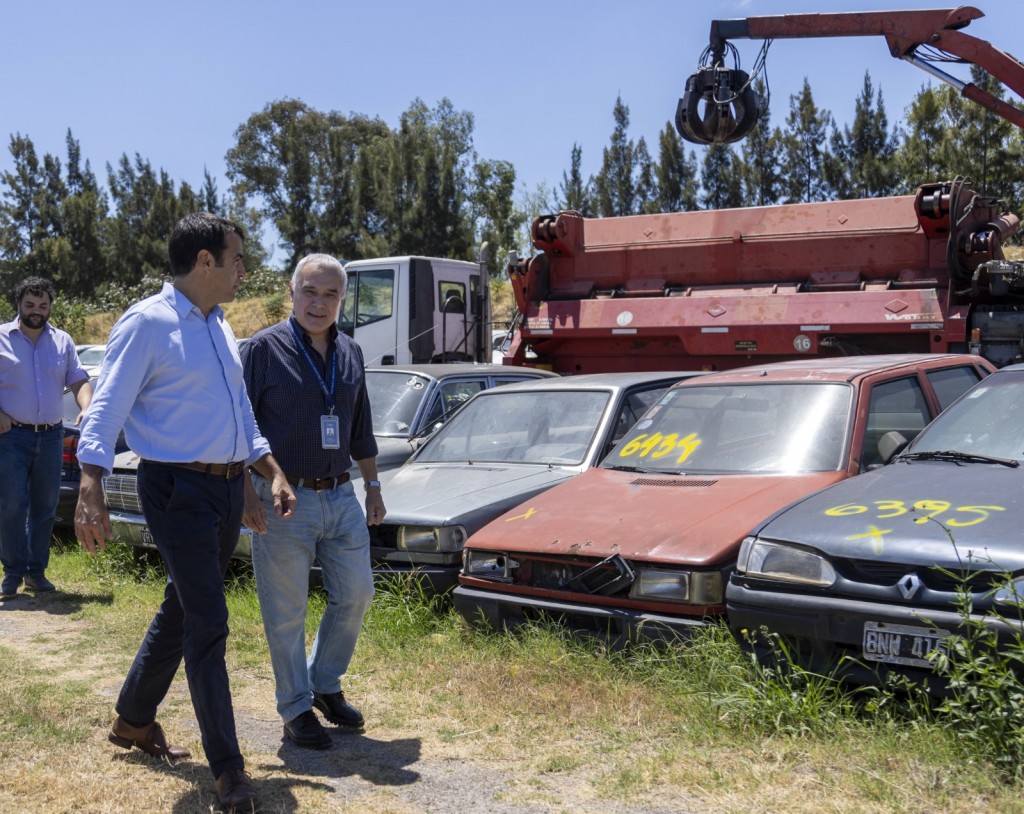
25, 545, 1024, 813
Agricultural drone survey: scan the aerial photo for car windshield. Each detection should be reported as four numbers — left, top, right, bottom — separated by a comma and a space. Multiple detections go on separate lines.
905, 373, 1024, 462
604, 382, 852, 474
78, 346, 105, 366
416, 389, 610, 465
365, 371, 433, 436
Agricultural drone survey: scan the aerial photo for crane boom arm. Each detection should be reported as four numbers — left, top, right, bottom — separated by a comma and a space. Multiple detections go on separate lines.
685, 6, 1024, 143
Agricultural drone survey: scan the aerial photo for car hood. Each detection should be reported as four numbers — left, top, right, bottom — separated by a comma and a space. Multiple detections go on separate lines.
373, 436, 417, 473
754, 461, 1024, 568
467, 466, 843, 566
377, 462, 582, 532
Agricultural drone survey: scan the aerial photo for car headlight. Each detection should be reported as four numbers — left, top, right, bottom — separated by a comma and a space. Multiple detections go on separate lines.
628, 569, 723, 605
737, 536, 836, 587
462, 549, 516, 580
397, 525, 467, 553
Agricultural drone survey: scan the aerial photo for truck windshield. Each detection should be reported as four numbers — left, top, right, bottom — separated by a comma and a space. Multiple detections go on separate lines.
605, 383, 852, 474
338, 269, 395, 333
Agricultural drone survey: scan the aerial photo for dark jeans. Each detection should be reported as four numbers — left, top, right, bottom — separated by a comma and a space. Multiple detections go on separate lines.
116, 461, 244, 778
0, 424, 63, 579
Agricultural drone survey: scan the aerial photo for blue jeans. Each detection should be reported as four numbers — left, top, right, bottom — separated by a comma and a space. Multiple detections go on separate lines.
251, 476, 374, 724
0, 425, 63, 580
117, 461, 245, 779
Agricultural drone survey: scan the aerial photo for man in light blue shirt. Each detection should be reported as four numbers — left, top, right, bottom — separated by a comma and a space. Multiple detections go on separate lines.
75, 212, 295, 813
0, 276, 92, 599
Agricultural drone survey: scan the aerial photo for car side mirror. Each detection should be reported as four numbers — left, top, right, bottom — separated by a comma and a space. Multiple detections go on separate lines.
877, 430, 909, 465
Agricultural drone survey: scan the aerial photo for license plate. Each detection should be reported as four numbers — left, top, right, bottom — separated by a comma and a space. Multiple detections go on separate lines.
140, 527, 155, 548
862, 621, 949, 668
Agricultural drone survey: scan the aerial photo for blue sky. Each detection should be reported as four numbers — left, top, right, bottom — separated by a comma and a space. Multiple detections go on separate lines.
2, 0, 1022, 258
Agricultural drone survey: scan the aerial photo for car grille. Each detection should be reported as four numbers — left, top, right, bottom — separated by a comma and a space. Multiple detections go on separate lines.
103, 473, 143, 514
835, 557, 1003, 593
516, 554, 634, 596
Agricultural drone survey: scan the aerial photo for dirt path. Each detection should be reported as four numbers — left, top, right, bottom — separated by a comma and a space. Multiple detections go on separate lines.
0, 589, 694, 814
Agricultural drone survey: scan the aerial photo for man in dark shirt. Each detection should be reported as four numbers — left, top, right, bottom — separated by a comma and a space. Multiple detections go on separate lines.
241, 253, 385, 750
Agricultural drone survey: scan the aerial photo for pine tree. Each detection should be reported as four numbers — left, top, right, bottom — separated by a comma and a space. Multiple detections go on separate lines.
558, 143, 593, 215
654, 123, 699, 212
634, 137, 658, 213
940, 66, 1024, 210
739, 82, 781, 206
700, 144, 743, 210
472, 159, 520, 276
594, 96, 637, 217
780, 79, 835, 203
893, 85, 954, 192
825, 73, 898, 199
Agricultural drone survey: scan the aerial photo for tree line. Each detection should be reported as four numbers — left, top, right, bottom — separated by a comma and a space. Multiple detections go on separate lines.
1, 72, 1022, 311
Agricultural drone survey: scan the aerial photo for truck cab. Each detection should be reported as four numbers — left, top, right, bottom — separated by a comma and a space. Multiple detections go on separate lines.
340, 256, 491, 366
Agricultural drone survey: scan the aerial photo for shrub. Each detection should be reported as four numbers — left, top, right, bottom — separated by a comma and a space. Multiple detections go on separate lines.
239, 265, 287, 298
261, 291, 289, 326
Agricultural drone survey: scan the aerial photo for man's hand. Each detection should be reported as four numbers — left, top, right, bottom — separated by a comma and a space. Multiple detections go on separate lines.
270, 473, 296, 519
248, 454, 296, 523
242, 473, 268, 533
365, 490, 386, 526
0, 410, 12, 434
75, 466, 113, 554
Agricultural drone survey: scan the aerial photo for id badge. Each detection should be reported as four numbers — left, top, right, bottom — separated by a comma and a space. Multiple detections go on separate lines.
320, 415, 340, 449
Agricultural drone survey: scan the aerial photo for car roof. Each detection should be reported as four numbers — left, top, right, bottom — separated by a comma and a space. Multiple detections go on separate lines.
468, 370, 705, 394
365, 363, 557, 380
669, 354, 987, 387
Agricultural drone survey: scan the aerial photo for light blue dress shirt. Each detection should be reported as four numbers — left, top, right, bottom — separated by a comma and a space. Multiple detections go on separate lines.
78, 282, 271, 473
0, 319, 88, 425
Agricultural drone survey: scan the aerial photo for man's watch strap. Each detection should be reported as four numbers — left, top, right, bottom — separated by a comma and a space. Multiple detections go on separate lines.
364, 479, 382, 491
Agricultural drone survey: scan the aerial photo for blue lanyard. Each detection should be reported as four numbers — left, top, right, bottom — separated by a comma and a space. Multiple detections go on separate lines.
289, 318, 337, 414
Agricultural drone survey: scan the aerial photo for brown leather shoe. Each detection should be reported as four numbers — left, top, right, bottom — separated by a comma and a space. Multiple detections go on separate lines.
108, 716, 191, 761
215, 768, 257, 811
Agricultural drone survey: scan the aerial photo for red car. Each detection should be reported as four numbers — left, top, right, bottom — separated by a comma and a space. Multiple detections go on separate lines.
454, 354, 995, 645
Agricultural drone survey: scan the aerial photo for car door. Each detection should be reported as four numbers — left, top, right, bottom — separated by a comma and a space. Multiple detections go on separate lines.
859, 363, 986, 471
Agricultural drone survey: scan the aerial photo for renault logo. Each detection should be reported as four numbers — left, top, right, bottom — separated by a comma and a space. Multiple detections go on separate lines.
898, 573, 922, 599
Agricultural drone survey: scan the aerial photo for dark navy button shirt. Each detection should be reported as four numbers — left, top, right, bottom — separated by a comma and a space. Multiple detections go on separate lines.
241, 316, 377, 478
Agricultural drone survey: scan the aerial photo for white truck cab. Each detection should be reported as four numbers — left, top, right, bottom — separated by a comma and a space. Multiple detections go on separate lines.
339, 255, 492, 366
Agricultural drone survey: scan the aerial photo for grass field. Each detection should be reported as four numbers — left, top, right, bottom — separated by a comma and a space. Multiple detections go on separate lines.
1, 541, 1022, 813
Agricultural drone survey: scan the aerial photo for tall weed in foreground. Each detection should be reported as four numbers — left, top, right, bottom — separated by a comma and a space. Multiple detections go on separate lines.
81, 538, 165, 587
931, 577, 1024, 782
364, 572, 454, 646
714, 627, 861, 737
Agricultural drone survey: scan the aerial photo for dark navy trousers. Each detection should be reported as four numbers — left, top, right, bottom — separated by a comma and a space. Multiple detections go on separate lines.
116, 461, 244, 778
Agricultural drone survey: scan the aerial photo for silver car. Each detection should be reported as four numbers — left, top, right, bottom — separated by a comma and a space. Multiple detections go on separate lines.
353, 371, 705, 592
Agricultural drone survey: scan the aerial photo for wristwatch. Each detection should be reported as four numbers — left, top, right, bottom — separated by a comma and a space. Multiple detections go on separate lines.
364, 480, 382, 491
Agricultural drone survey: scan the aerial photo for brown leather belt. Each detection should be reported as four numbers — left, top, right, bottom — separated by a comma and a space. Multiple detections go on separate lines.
151, 460, 246, 478
285, 473, 350, 491
11, 421, 62, 432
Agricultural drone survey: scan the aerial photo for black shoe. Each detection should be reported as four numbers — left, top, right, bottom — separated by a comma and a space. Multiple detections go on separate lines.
283, 710, 332, 749
313, 691, 365, 731
1, 575, 20, 599
24, 574, 56, 593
